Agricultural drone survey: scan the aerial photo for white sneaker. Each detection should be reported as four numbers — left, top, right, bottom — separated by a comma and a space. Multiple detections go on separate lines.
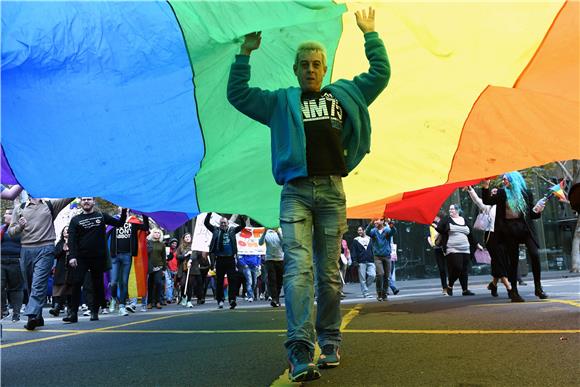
126, 304, 136, 313
109, 299, 116, 313
186, 301, 193, 308
140, 305, 147, 312
83, 310, 91, 316
218, 301, 224, 309
81, 304, 89, 311
20, 305, 26, 313
101, 307, 109, 315
266, 296, 271, 301
248, 297, 253, 302
119, 307, 129, 316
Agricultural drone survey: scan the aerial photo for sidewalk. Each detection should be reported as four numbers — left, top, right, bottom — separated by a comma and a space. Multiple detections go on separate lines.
341, 269, 580, 296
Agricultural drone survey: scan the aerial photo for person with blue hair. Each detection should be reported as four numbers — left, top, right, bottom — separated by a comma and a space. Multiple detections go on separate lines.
481, 172, 548, 302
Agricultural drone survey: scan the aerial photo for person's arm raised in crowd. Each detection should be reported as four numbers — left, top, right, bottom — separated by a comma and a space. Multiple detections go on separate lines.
466, 186, 488, 212
204, 212, 216, 232
481, 179, 500, 206
104, 208, 127, 227
48, 198, 75, 219
351, 7, 390, 106
258, 229, 267, 246
1, 184, 23, 200
134, 214, 150, 231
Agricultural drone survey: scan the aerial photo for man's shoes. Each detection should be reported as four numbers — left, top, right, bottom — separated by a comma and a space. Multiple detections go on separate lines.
101, 307, 109, 314
12, 314, 20, 322
83, 310, 91, 317
446, 287, 453, 296
518, 279, 527, 286
63, 312, 78, 323
186, 301, 193, 308
487, 282, 498, 297
462, 290, 475, 296
288, 344, 320, 382
126, 304, 136, 313
535, 287, 549, 299
140, 305, 147, 312
393, 288, 400, 295
147, 304, 153, 310
155, 303, 162, 309
270, 301, 280, 308
229, 300, 237, 310
317, 344, 341, 369
508, 289, 525, 303
90, 312, 99, 321
49, 306, 61, 317
24, 317, 42, 330
119, 307, 129, 316
81, 304, 88, 311
218, 301, 224, 309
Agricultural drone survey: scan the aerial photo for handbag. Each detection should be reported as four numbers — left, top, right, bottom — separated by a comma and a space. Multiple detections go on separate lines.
474, 249, 491, 264
390, 243, 398, 261
473, 211, 492, 231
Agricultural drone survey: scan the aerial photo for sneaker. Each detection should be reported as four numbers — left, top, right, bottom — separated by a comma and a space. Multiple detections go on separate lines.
119, 307, 129, 316
186, 301, 193, 308
248, 297, 253, 303
462, 290, 475, 296
442, 288, 448, 296
288, 344, 320, 382
12, 314, 20, 322
393, 288, 400, 295
446, 287, 453, 296
109, 298, 116, 313
126, 304, 136, 313
83, 310, 91, 317
81, 304, 88, 311
317, 344, 341, 369
140, 305, 147, 312
101, 307, 109, 315
229, 300, 237, 310
218, 301, 224, 309
270, 301, 280, 308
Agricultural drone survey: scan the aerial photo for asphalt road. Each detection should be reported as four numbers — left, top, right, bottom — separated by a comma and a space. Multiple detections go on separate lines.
1, 274, 579, 386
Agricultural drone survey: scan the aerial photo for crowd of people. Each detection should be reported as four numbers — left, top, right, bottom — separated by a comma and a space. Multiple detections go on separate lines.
0, 6, 555, 384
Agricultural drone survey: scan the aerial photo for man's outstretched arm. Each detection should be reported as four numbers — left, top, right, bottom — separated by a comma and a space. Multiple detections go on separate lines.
227, 32, 277, 125
352, 7, 390, 105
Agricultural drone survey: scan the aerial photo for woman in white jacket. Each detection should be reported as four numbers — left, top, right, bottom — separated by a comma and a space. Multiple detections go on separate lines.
466, 186, 512, 298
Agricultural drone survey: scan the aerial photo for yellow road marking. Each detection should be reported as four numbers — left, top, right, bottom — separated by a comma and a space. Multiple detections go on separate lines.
0, 312, 194, 349
473, 299, 580, 308
4, 328, 578, 336
342, 329, 580, 334
340, 304, 362, 330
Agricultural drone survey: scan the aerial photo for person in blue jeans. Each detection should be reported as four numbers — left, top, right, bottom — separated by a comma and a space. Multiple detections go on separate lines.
238, 254, 260, 301
228, 6, 390, 382
366, 219, 397, 301
108, 209, 149, 316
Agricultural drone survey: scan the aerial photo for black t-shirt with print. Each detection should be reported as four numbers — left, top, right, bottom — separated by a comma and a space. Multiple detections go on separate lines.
301, 90, 347, 177
115, 222, 132, 253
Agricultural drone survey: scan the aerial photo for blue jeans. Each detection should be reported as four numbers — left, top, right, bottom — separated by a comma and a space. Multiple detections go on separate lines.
241, 265, 259, 299
110, 252, 132, 307
20, 244, 55, 318
280, 176, 347, 353
389, 260, 398, 291
165, 270, 176, 301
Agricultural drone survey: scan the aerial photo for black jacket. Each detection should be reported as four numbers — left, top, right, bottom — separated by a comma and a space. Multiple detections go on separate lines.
350, 237, 374, 264
482, 188, 541, 247
204, 213, 244, 257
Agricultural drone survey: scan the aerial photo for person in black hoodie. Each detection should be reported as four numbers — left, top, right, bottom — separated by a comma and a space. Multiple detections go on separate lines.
107, 209, 149, 315
65, 198, 126, 323
204, 212, 245, 310
350, 226, 375, 298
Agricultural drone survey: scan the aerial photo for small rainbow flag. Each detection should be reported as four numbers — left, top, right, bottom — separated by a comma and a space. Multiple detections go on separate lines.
548, 180, 568, 202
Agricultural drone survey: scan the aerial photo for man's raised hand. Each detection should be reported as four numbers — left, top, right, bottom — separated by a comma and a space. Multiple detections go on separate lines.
355, 7, 375, 34
241, 32, 262, 56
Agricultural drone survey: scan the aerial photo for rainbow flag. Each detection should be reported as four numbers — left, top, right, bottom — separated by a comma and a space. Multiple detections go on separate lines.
548, 181, 568, 202
127, 216, 149, 299
2, 1, 578, 228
